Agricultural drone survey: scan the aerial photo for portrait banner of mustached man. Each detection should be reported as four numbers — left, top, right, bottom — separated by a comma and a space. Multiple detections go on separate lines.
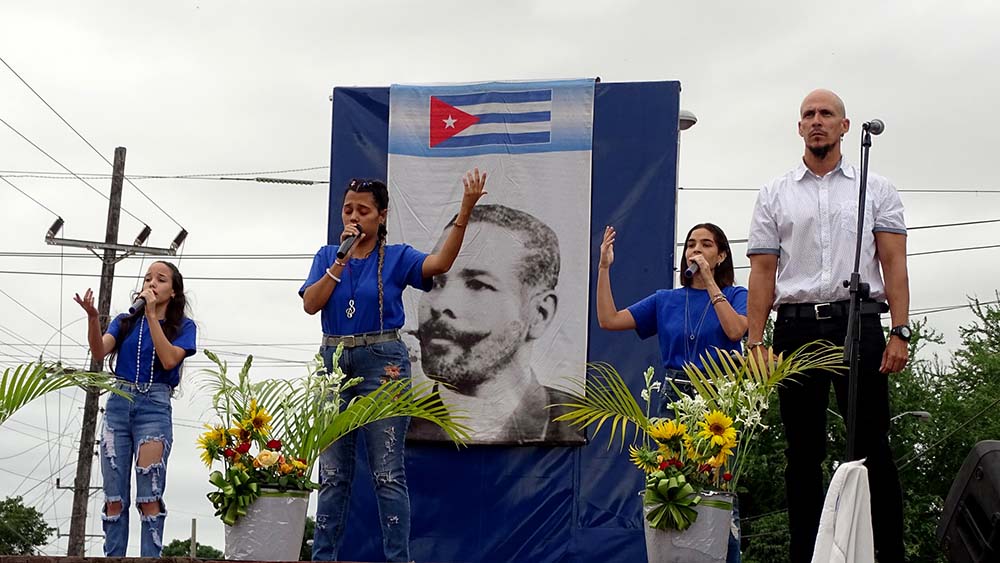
386, 79, 593, 445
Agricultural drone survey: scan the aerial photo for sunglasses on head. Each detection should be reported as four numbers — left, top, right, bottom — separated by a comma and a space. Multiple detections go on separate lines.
349, 179, 377, 189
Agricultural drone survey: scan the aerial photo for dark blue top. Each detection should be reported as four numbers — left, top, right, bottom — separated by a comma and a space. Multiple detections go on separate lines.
627, 285, 748, 370
107, 315, 197, 388
299, 243, 432, 336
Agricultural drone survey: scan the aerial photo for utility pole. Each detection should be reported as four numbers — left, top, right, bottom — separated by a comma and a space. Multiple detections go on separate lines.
46, 147, 187, 555
65, 146, 125, 556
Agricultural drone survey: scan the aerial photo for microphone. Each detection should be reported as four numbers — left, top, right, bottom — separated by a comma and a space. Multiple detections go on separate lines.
128, 296, 146, 316
863, 119, 885, 135
684, 261, 699, 279
336, 234, 359, 260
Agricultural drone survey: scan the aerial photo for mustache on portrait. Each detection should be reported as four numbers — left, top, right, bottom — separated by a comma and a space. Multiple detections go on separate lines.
416, 318, 489, 349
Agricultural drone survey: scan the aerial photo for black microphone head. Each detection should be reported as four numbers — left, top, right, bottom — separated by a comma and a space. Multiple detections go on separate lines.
866, 119, 885, 135
128, 296, 147, 316
684, 262, 699, 279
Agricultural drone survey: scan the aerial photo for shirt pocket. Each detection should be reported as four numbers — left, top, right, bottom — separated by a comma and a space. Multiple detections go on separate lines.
840, 200, 874, 234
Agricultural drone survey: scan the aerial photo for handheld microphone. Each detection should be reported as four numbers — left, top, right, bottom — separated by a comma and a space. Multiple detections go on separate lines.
336, 234, 359, 260
863, 119, 885, 135
128, 296, 146, 316
684, 262, 699, 279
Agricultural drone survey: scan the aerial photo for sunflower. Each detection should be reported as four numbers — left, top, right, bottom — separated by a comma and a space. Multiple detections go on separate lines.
697, 410, 737, 448
196, 425, 227, 467
628, 445, 661, 474
242, 398, 272, 434
229, 425, 253, 444
648, 419, 686, 444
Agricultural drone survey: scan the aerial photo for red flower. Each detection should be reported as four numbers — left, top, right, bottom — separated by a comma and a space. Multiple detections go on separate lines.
723, 472, 733, 482
266, 439, 282, 450
236, 442, 251, 454
297, 457, 306, 464
699, 464, 713, 473
223, 448, 236, 458
658, 461, 669, 470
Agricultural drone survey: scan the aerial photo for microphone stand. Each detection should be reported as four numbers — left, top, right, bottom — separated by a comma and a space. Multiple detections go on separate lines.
843, 123, 876, 461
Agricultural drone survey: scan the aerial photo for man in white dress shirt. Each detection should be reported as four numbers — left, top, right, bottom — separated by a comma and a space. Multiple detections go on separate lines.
746, 89, 909, 563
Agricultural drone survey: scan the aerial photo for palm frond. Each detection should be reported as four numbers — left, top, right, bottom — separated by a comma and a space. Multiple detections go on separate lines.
552, 362, 649, 451
0, 363, 125, 426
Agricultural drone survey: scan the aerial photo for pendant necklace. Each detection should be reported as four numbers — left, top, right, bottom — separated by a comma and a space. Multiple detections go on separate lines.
345, 254, 372, 319
134, 317, 156, 393
684, 287, 712, 363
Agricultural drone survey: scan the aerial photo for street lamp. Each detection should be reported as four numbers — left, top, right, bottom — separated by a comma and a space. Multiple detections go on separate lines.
679, 109, 698, 131
890, 410, 931, 424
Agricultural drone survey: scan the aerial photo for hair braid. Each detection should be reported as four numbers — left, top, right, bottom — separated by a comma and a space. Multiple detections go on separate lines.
377, 226, 386, 333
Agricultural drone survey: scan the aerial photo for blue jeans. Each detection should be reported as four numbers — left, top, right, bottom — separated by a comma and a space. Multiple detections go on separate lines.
100, 382, 173, 557
312, 339, 412, 563
657, 369, 742, 563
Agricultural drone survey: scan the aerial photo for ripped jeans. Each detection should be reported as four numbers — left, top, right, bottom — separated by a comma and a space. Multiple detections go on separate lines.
312, 339, 412, 563
100, 382, 173, 557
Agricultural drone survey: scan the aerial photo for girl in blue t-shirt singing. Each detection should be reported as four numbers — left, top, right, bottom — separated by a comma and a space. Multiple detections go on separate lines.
74, 261, 197, 557
301, 169, 487, 563
595, 222, 747, 563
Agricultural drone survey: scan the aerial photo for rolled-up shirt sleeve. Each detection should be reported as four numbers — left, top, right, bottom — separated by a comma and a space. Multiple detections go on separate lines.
874, 182, 907, 235
747, 186, 780, 256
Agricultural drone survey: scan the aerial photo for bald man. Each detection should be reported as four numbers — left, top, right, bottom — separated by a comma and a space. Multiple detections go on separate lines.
746, 89, 909, 562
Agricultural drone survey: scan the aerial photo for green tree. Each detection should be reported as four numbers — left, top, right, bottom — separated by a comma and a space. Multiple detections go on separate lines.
299, 516, 315, 560
161, 537, 224, 559
0, 496, 54, 555
741, 300, 1000, 562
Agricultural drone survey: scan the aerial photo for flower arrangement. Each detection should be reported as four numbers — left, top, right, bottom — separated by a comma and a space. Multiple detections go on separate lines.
556, 344, 844, 531
198, 345, 468, 526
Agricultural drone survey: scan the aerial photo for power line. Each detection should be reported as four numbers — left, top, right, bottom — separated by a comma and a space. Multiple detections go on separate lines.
0, 288, 87, 348
0, 115, 145, 225
679, 186, 1000, 194
0, 251, 313, 260
0, 55, 186, 230
1, 176, 60, 218
0, 270, 300, 282
0, 165, 329, 180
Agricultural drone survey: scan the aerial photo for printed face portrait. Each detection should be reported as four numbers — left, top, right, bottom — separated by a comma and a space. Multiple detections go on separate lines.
417, 223, 533, 391
416, 205, 560, 395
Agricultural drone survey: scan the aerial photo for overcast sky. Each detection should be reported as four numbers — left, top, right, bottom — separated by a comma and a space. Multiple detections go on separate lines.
2, 0, 999, 556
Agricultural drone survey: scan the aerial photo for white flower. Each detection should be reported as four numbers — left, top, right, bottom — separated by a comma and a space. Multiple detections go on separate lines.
640, 389, 650, 402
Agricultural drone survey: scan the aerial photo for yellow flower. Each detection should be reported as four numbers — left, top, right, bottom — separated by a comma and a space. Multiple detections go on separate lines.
649, 419, 687, 443
291, 459, 308, 472
196, 428, 224, 468
229, 425, 252, 444
278, 463, 294, 475
253, 449, 280, 468
628, 445, 660, 474
697, 410, 737, 448
243, 398, 272, 434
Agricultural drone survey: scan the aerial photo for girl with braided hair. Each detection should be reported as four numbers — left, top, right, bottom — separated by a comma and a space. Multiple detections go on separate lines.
301, 169, 488, 562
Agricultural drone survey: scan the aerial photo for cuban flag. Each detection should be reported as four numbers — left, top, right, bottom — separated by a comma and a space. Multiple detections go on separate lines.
387, 79, 594, 445
429, 90, 552, 148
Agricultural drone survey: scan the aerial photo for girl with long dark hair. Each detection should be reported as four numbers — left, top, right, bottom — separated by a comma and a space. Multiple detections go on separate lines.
301, 169, 488, 562
74, 260, 197, 557
595, 222, 747, 563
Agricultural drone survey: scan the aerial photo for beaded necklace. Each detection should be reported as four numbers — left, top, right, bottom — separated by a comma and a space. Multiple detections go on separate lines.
134, 317, 156, 393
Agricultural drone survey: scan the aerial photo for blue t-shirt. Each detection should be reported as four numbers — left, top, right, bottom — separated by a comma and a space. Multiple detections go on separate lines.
627, 285, 748, 371
107, 315, 197, 388
299, 243, 432, 336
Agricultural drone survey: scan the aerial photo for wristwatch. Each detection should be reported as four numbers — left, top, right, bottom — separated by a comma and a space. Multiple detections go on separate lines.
889, 325, 911, 342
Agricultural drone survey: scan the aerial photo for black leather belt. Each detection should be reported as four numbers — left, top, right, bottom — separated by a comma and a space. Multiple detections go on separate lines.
777, 300, 888, 320
322, 329, 400, 348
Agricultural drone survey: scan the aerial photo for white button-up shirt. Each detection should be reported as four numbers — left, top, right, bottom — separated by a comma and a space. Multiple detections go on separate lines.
747, 159, 906, 307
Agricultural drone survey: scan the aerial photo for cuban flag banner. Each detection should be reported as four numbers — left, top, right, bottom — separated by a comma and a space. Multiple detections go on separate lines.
388, 78, 594, 445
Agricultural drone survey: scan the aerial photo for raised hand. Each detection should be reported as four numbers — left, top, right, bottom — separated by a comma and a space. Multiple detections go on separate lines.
460, 168, 488, 212
73, 289, 99, 318
600, 226, 616, 269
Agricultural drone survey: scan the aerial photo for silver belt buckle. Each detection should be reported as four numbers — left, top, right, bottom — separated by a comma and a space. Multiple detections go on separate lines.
814, 303, 832, 320
343, 335, 358, 348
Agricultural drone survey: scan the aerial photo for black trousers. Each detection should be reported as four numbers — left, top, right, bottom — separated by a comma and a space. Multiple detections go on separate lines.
773, 313, 905, 563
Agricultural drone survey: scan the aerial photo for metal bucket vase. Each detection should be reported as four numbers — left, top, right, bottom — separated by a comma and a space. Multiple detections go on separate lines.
224, 488, 310, 561
643, 491, 735, 563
